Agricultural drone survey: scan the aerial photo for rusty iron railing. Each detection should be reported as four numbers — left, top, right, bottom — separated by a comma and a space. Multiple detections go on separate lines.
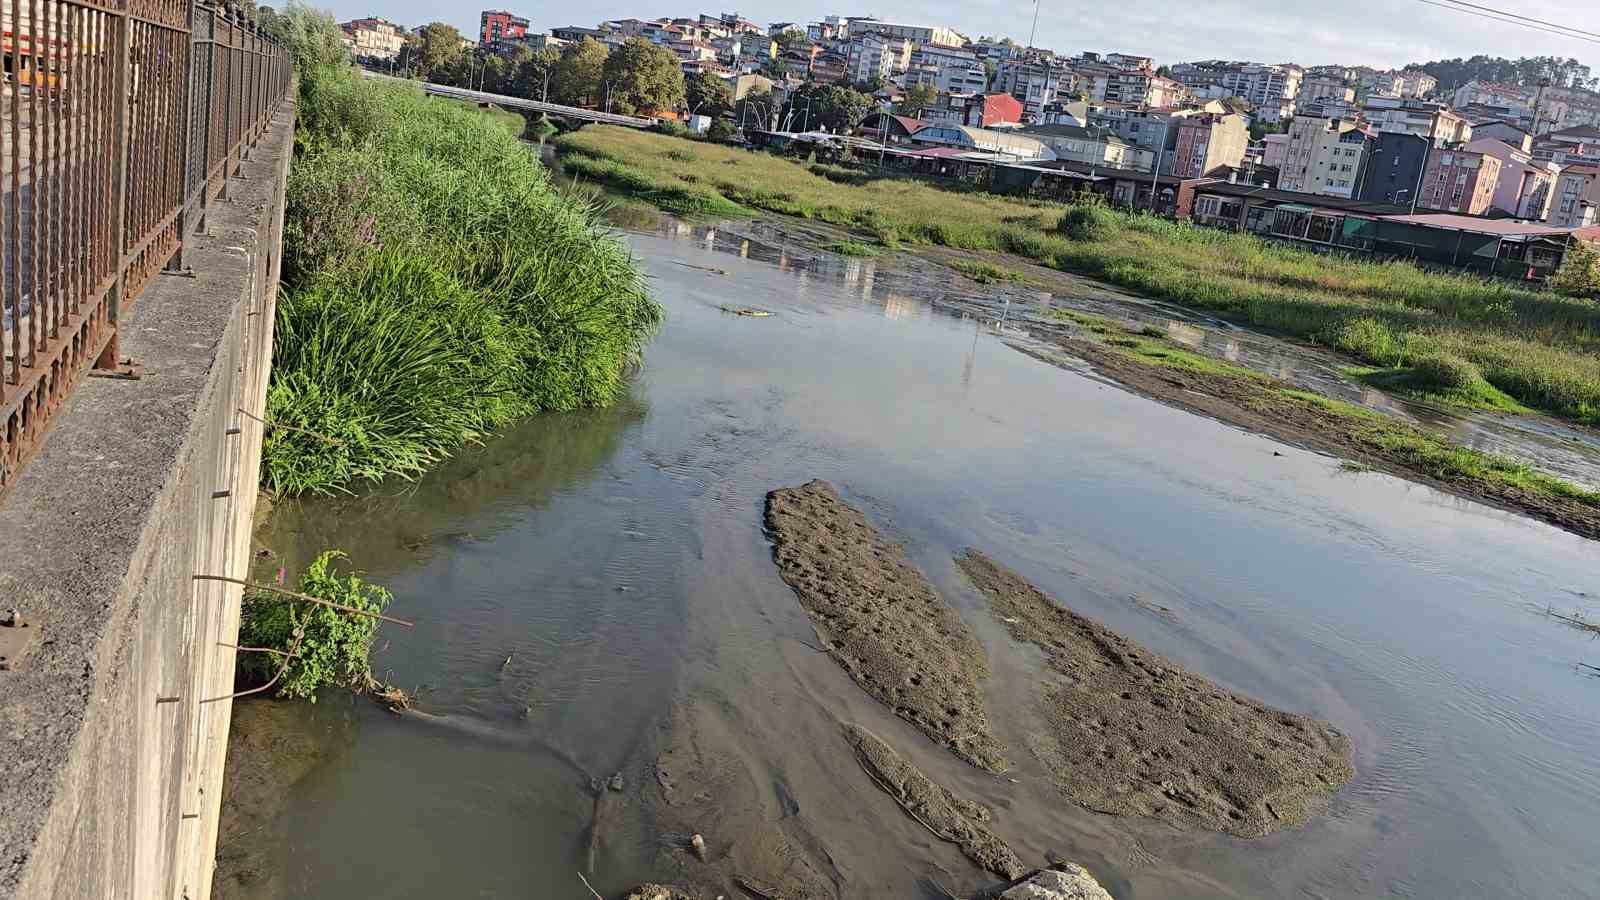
0, 0, 289, 491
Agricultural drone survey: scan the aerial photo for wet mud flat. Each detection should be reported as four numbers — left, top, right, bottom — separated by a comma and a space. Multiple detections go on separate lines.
957, 550, 1353, 837
763, 480, 1009, 772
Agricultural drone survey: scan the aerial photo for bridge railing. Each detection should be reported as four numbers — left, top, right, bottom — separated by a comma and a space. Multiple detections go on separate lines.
0, 0, 290, 493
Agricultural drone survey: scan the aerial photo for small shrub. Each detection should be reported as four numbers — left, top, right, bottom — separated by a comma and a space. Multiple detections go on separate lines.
238, 550, 392, 701
665, 148, 696, 162
1409, 352, 1482, 392
707, 119, 738, 143
823, 240, 881, 257
1057, 204, 1119, 242
1329, 317, 1403, 367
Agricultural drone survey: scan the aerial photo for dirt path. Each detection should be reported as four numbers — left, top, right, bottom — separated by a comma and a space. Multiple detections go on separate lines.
956, 550, 1354, 838
764, 480, 1009, 773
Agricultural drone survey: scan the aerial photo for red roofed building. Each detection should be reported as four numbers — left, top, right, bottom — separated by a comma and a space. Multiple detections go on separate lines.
964, 92, 1023, 128
479, 10, 529, 47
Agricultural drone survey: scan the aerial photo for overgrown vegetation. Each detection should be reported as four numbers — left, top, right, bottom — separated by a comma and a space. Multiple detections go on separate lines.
266, 8, 660, 495
950, 259, 1027, 285
822, 239, 882, 257
556, 126, 1600, 425
238, 551, 392, 701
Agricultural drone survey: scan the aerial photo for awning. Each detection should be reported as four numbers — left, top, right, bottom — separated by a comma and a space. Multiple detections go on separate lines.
1274, 203, 1315, 214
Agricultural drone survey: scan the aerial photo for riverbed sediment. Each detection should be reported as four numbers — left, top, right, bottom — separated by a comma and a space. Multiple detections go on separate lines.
957, 549, 1354, 838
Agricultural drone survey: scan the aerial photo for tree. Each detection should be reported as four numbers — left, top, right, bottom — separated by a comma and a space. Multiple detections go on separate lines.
783, 83, 871, 133
760, 57, 787, 80
411, 22, 463, 79
550, 37, 608, 107
508, 46, 561, 101
857, 74, 886, 94
735, 84, 774, 130
599, 37, 684, 115
896, 84, 938, 117
687, 70, 734, 118
1550, 239, 1600, 297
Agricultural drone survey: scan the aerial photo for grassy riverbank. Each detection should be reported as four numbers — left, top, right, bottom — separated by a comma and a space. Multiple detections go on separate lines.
266, 20, 659, 495
556, 126, 1600, 426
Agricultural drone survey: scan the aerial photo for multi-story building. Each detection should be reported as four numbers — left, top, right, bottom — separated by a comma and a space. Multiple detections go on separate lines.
1547, 164, 1600, 227
807, 16, 846, 42
1280, 115, 1372, 198
1398, 69, 1438, 98
1169, 61, 1302, 122
1018, 123, 1154, 170
1104, 70, 1186, 107
479, 10, 529, 48
342, 17, 406, 60
1260, 131, 1290, 167
1086, 105, 1189, 155
918, 91, 1025, 128
1534, 125, 1600, 165
1452, 81, 1534, 118
1298, 74, 1354, 105
1465, 137, 1558, 219
845, 32, 912, 85
1357, 131, 1430, 207
847, 19, 964, 47
1362, 97, 1472, 143
910, 43, 976, 71
901, 64, 987, 94
1418, 147, 1502, 214
1355, 68, 1404, 100
1471, 120, 1533, 152
995, 57, 1076, 117
1169, 112, 1250, 177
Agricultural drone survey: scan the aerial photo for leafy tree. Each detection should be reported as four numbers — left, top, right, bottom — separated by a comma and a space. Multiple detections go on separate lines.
734, 84, 775, 130
707, 118, 738, 142
784, 83, 871, 133
896, 84, 938, 117
687, 70, 734, 118
550, 37, 608, 107
1409, 54, 1596, 93
759, 57, 786, 80
601, 37, 685, 115
411, 22, 463, 79
1550, 239, 1600, 297
508, 46, 561, 101
857, 74, 886, 94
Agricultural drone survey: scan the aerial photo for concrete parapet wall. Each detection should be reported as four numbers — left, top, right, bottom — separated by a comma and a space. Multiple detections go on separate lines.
0, 101, 294, 900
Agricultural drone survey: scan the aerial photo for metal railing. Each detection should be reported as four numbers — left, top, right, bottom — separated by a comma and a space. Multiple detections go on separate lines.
0, 0, 290, 491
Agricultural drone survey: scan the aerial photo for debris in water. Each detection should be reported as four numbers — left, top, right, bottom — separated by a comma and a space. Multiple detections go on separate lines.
719, 304, 772, 317
673, 261, 728, 275
689, 832, 707, 861
608, 772, 624, 792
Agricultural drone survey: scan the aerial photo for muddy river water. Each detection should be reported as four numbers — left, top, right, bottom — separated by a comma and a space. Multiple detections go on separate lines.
236, 215, 1600, 900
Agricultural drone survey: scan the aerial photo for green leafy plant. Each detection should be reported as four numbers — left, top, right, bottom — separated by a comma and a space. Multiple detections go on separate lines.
238, 551, 392, 701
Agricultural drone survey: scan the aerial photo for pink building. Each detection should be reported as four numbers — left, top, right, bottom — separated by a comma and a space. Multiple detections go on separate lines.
1420, 147, 1502, 215
1170, 113, 1249, 178
1465, 137, 1558, 219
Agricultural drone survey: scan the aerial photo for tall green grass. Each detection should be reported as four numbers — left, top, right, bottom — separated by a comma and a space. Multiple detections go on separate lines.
266, 51, 659, 495
556, 126, 1600, 425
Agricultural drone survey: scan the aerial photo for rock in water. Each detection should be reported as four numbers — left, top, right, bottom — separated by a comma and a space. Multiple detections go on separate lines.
999, 865, 1114, 900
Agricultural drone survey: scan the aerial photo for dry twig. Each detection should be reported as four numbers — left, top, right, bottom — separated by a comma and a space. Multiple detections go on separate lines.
193, 574, 414, 626
577, 871, 603, 900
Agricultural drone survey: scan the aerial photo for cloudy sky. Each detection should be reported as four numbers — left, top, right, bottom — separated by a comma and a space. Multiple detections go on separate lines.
326, 0, 1598, 70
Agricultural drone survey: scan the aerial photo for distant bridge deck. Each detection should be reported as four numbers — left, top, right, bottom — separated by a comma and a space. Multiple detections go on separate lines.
361, 70, 658, 128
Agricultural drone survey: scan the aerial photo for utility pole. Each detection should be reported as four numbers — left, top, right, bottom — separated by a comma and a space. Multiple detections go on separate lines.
1026, 0, 1042, 51
1410, 135, 1430, 215
1149, 119, 1170, 213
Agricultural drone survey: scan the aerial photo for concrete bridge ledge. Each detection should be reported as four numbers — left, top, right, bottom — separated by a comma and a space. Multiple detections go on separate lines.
0, 102, 296, 900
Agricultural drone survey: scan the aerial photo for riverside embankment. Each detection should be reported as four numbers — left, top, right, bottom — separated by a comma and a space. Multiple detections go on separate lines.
218, 213, 1600, 899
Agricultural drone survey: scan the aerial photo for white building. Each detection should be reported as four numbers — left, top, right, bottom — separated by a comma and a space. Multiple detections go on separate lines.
1547, 164, 1600, 227
845, 32, 912, 85
847, 19, 964, 47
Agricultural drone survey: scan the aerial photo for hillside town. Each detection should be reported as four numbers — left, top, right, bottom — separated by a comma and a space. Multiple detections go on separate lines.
337, 9, 1600, 280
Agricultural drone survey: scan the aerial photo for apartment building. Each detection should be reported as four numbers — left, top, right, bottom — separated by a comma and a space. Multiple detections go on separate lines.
479, 9, 529, 47
1357, 132, 1430, 207
1452, 81, 1534, 118
342, 17, 406, 60
1086, 105, 1188, 155
1104, 70, 1186, 107
1547, 164, 1600, 227
1465, 137, 1559, 219
1418, 147, 1503, 215
848, 19, 964, 47
1280, 115, 1372, 198
1169, 61, 1302, 122
1169, 113, 1250, 177
902, 63, 987, 94
1298, 74, 1354, 105
1399, 69, 1438, 98
845, 31, 912, 85
1362, 97, 1472, 143
995, 57, 1076, 117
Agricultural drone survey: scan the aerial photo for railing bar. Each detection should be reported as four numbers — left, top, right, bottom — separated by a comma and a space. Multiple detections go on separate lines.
27, 0, 40, 366
48, 0, 62, 343
67, 4, 81, 323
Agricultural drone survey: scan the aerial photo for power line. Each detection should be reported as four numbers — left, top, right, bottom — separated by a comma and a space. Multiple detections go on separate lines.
1409, 0, 1600, 47
1433, 0, 1600, 43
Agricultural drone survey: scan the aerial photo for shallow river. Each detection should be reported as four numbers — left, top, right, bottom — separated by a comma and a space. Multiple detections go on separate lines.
242, 216, 1600, 900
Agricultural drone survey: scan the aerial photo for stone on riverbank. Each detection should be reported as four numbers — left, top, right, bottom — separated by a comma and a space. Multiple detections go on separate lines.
992, 865, 1114, 900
